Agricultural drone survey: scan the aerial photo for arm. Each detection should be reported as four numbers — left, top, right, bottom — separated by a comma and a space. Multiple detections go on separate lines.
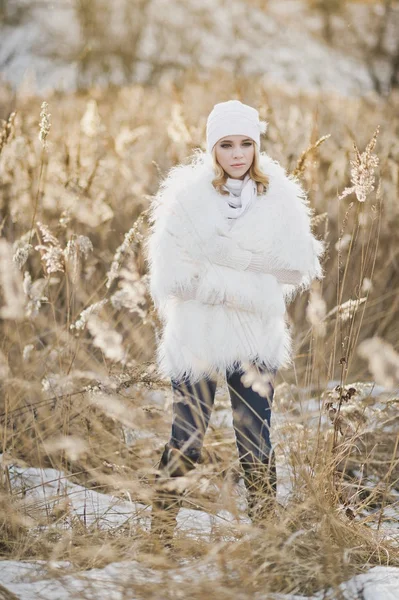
245, 252, 302, 285
207, 235, 302, 285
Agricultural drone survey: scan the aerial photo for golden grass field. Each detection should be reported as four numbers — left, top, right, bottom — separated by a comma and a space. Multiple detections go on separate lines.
0, 69, 398, 598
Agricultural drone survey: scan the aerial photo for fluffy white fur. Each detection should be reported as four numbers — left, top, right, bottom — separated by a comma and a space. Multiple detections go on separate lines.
144, 149, 325, 384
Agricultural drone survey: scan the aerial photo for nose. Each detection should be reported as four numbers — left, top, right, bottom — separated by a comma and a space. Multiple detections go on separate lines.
232, 146, 244, 158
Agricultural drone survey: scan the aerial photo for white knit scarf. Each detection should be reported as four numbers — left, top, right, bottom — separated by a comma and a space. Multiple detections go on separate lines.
221, 173, 258, 219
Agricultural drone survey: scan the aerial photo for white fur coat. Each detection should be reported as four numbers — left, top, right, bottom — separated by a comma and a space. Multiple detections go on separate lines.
144, 150, 325, 384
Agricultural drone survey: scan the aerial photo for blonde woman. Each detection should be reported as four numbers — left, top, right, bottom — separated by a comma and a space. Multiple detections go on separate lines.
144, 100, 325, 546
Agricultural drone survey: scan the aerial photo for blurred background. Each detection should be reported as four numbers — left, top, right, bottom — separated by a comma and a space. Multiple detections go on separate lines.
1, 0, 399, 97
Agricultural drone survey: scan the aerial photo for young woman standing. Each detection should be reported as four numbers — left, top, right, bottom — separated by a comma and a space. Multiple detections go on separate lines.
144, 100, 325, 545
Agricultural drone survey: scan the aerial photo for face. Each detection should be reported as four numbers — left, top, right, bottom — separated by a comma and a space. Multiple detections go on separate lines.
214, 135, 255, 179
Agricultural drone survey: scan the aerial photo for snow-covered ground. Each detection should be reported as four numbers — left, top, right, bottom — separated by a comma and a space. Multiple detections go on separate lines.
0, 558, 398, 600
0, 458, 399, 600
0, 377, 398, 599
0, 0, 376, 96
4, 461, 246, 538
0, 460, 398, 599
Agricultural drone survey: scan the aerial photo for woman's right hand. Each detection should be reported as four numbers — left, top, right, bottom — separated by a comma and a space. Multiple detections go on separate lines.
172, 274, 200, 301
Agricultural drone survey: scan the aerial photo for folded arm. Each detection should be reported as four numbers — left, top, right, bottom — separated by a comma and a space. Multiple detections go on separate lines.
208, 235, 302, 285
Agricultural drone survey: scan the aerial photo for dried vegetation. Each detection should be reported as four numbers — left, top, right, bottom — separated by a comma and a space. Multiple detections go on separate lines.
0, 71, 398, 597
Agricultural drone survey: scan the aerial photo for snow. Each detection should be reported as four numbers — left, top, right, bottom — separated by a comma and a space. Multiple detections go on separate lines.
326, 567, 399, 600
0, 460, 248, 597
6, 463, 149, 530
4, 460, 245, 541
0, 558, 398, 599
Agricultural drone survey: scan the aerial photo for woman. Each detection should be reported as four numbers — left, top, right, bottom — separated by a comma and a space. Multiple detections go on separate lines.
144, 100, 325, 544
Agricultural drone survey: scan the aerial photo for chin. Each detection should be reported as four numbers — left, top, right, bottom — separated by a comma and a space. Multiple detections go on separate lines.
227, 169, 247, 179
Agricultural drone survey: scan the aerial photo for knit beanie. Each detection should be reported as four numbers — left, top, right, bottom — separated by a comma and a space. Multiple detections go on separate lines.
206, 100, 267, 155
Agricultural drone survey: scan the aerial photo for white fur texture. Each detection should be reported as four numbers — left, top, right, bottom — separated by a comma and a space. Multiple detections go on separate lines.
144, 149, 325, 383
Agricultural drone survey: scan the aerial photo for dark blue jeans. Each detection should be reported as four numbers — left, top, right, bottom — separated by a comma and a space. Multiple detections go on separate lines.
163, 361, 277, 475
151, 362, 278, 531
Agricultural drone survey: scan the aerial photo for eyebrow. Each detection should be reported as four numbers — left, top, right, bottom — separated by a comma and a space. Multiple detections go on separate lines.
219, 138, 253, 143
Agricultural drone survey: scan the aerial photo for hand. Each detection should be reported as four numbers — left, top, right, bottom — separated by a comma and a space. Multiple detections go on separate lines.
173, 276, 199, 301
181, 285, 224, 305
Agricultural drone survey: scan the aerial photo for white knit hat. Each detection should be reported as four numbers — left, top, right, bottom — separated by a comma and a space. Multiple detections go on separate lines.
206, 100, 267, 155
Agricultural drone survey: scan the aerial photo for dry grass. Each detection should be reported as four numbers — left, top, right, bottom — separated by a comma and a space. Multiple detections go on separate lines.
0, 70, 398, 597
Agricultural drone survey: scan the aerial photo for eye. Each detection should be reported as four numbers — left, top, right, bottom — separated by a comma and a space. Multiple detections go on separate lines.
221, 142, 252, 148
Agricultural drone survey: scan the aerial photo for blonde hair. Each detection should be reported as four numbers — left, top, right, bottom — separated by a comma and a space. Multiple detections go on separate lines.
211, 143, 269, 195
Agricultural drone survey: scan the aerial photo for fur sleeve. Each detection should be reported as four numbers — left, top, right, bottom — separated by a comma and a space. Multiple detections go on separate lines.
143, 167, 204, 318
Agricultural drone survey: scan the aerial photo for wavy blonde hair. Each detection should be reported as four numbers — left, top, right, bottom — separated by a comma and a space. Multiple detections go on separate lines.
211, 143, 269, 195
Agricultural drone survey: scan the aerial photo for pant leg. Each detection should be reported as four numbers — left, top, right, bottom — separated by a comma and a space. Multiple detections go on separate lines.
226, 361, 278, 521
226, 362, 276, 466
151, 374, 217, 540
168, 375, 218, 464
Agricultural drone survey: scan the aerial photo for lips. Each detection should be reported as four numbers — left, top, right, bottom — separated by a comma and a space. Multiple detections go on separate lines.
231, 163, 245, 167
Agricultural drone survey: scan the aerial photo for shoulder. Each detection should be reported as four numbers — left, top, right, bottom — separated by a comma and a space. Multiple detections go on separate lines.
147, 149, 214, 228
259, 152, 314, 220
258, 152, 288, 179
154, 149, 213, 204
259, 152, 303, 194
